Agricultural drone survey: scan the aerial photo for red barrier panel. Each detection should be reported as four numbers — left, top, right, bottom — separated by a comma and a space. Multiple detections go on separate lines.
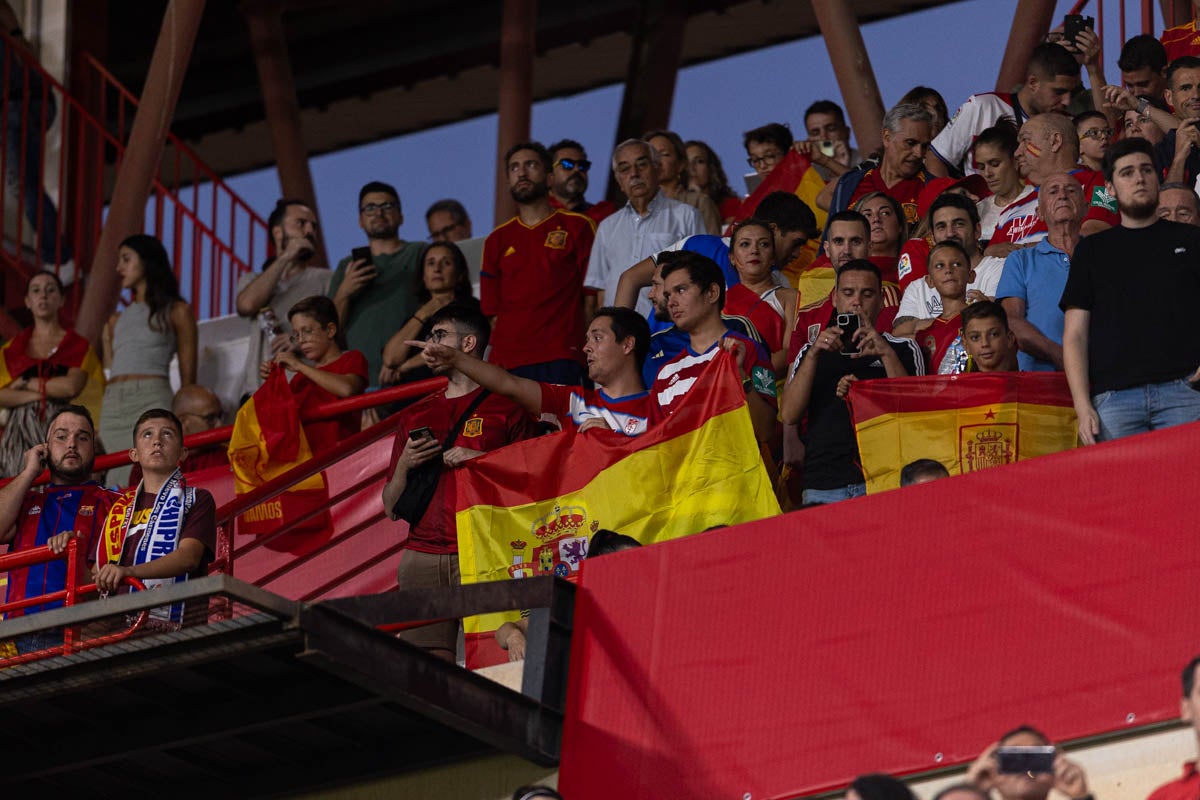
559, 421, 1200, 799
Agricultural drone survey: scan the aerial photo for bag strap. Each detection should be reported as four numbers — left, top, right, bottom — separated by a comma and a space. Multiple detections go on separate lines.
441, 389, 491, 450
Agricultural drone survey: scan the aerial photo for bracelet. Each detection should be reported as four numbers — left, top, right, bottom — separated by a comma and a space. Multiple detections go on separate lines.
742, 375, 753, 393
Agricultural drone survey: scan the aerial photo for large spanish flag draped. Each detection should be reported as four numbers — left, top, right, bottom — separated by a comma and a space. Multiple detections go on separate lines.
455, 351, 781, 667
737, 150, 828, 285
847, 372, 1078, 493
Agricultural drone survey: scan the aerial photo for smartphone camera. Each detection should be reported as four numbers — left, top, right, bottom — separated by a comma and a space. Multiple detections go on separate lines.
836, 313, 861, 355
1063, 14, 1094, 45
995, 745, 1056, 775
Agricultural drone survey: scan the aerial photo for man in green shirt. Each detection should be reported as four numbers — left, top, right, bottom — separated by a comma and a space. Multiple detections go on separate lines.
328, 181, 424, 386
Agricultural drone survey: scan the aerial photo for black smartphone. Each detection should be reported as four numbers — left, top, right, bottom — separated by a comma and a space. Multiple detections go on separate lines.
1063, 14, 1094, 44
351, 246, 372, 262
408, 426, 434, 442
995, 745, 1056, 774
836, 313, 861, 355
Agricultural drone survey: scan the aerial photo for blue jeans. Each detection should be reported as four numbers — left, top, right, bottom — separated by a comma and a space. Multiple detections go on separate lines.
1093, 377, 1200, 442
802, 482, 867, 506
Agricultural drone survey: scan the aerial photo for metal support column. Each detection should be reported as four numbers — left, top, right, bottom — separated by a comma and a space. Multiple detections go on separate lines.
494, 0, 537, 226
995, 0, 1057, 92
811, 0, 886, 158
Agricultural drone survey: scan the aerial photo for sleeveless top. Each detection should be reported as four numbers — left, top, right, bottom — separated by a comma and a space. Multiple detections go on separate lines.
110, 302, 176, 377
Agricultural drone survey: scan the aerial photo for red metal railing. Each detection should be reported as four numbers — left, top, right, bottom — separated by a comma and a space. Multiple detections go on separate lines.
0, 29, 269, 322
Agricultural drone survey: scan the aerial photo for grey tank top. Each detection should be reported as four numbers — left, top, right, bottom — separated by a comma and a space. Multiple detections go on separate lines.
110, 302, 177, 377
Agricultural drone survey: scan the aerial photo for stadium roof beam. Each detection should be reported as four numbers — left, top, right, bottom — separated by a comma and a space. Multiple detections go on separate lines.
495, 0, 537, 225
995, 0, 1056, 93
812, 0, 886, 159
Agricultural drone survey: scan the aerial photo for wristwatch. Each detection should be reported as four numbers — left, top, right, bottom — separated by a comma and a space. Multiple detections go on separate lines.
1136, 96, 1151, 115
742, 374, 753, 393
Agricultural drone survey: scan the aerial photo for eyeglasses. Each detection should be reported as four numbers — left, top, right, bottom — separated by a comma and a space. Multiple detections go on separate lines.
289, 327, 326, 344
554, 157, 591, 173
360, 201, 400, 215
425, 327, 463, 343
1080, 128, 1113, 140
747, 151, 783, 169
428, 221, 463, 242
182, 411, 224, 426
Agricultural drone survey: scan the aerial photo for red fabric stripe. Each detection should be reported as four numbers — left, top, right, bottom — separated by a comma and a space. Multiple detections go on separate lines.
847, 372, 1073, 422
737, 150, 815, 219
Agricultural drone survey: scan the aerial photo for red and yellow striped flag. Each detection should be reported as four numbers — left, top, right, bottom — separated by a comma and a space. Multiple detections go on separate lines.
737, 150, 828, 285
455, 351, 781, 667
847, 372, 1078, 493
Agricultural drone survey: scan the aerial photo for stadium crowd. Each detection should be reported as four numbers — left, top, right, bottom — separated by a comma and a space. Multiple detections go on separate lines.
3, 5, 1200, 795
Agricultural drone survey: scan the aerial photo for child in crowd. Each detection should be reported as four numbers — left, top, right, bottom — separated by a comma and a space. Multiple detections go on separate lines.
961, 301, 1018, 373
910, 240, 973, 374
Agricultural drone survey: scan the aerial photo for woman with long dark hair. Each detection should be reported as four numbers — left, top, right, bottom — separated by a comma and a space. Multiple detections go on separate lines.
686, 139, 741, 223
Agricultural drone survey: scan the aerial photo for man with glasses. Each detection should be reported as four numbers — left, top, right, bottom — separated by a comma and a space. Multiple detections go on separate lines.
481, 140, 596, 386
234, 198, 331, 398
328, 181, 424, 386
742, 123, 793, 177
546, 139, 615, 223
425, 198, 473, 243
382, 303, 537, 662
585, 138, 704, 320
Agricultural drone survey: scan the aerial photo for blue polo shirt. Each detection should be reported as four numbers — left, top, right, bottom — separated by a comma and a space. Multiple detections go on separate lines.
995, 238, 1071, 372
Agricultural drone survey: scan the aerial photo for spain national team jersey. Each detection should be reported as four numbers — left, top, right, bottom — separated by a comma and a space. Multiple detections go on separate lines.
480, 209, 596, 369
651, 331, 776, 419
992, 170, 1118, 246
540, 383, 650, 436
1162, 20, 1200, 62
849, 169, 927, 226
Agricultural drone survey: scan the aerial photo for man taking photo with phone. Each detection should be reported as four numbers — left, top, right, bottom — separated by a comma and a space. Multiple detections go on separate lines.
965, 726, 1092, 800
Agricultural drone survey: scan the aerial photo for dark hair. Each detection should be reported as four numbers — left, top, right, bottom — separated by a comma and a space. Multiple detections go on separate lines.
929, 191, 981, 227
511, 787, 562, 800
1167, 55, 1200, 88
547, 138, 586, 161
504, 140, 552, 172
593, 306, 651, 370
660, 251, 726, 310
827, 209, 871, 240
849, 773, 916, 800
928, 239, 972, 270
427, 302, 491, 354
588, 528, 641, 557
932, 784, 990, 800
804, 100, 846, 126
742, 122, 794, 152
835, 258, 882, 287
288, 294, 347, 350
1102, 136, 1156, 181
268, 198, 308, 231
1119, 34, 1168, 73
854, 191, 909, 245
47, 403, 95, 436
999, 724, 1050, 745
1029, 41, 1082, 79
358, 181, 400, 208
729, 217, 773, 248
27, 269, 63, 294
684, 139, 736, 205
754, 191, 818, 236
133, 407, 183, 440
899, 458, 950, 487
1074, 109, 1109, 129
899, 86, 949, 130
643, 129, 688, 184
962, 299, 1010, 330
972, 118, 1020, 159
1182, 655, 1200, 697
414, 242, 473, 305
119, 233, 183, 334
1160, 181, 1200, 211
425, 198, 469, 225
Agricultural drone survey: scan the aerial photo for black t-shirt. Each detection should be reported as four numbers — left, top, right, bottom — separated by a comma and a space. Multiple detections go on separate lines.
1060, 219, 1200, 394
790, 331, 925, 490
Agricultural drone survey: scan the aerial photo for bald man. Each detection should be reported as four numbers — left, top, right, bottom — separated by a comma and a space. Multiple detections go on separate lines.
124, 385, 227, 487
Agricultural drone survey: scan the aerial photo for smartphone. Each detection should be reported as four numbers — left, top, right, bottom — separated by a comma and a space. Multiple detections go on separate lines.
819, 140, 837, 158
995, 745, 1056, 775
1063, 14, 1094, 44
408, 426, 434, 442
836, 313, 860, 355
351, 246, 372, 262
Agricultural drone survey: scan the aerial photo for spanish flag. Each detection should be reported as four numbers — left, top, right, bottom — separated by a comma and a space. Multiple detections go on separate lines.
737, 150, 828, 286
0, 328, 105, 421
455, 351, 781, 667
847, 372, 1078, 494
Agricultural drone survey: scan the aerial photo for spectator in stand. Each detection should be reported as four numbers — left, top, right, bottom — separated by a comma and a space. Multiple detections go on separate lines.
584, 138, 704, 317
260, 296, 367, 456
0, 271, 101, 477
1122, 103, 1168, 148
724, 218, 796, 372
482, 140, 596, 386
1063, 138, 1200, 444
95, 408, 217, 630
425, 199, 473, 243
907, 240, 973, 374
793, 100, 857, 183
686, 139, 741, 223
329, 181, 424, 387
100, 234, 197, 487
899, 86, 950, 137
846, 773, 916, 800
645, 130, 722, 234
854, 192, 907, 267
971, 120, 1034, 242
932, 785, 990, 800
821, 103, 934, 227
961, 300, 1020, 373
380, 242, 478, 386
928, 42, 1083, 176
0, 405, 119, 654
1118, 34, 1169, 101
381, 304, 538, 662
1074, 111, 1112, 172
1161, 1, 1200, 62
1156, 57, 1200, 186
997, 172, 1086, 372
235, 198, 330, 399
128, 385, 227, 486
965, 726, 1091, 800
986, 112, 1117, 257
649, 252, 777, 444
546, 139, 616, 224
415, 306, 650, 436
743, 122, 794, 177
898, 458, 949, 487
1146, 654, 1200, 800
782, 260, 925, 505
1158, 181, 1200, 224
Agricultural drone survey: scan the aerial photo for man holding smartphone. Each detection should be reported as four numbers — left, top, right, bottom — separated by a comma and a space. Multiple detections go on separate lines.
381, 304, 537, 663
965, 726, 1091, 800
782, 260, 924, 505
0, 405, 120, 654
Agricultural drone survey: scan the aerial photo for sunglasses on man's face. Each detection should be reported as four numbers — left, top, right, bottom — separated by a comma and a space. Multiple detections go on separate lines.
554, 157, 591, 173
